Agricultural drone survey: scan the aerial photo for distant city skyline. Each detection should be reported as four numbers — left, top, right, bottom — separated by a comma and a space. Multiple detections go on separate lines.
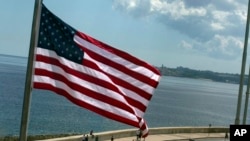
0, 0, 249, 73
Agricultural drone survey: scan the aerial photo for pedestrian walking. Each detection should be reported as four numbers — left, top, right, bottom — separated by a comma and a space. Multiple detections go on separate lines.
90, 130, 93, 135
136, 130, 140, 141
225, 132, 229, 141
82, 134, 86, 141
136, 129, 142, 141
86, 135, 88, 141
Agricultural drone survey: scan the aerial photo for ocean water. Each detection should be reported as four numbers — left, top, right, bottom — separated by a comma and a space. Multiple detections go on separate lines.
0, 55, 249, 136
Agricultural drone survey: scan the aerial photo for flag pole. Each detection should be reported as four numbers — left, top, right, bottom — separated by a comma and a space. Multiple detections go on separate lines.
235, 0, 250, 125
19, 0, 43, 141
243, 66, 250, 124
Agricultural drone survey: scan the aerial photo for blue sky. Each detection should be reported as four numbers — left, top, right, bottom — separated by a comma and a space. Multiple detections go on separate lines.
0, 0, 249, 73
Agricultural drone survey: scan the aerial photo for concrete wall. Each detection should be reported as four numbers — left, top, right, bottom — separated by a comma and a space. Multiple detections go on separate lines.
37, 126, 229, 141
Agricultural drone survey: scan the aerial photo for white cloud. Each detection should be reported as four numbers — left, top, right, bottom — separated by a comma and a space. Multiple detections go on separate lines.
211, 22, 225, 30
115, 0, 138, 10
149, 0, 207, 20
180, 40, 193, 50
113, 0, 247, 60
183, 35, 243, 59
213, 35, 243, 54
210, 10, 232, 31
113, 0, 152, 17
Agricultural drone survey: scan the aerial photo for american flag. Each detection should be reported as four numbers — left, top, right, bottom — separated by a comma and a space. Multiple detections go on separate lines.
33, 4, 161, 137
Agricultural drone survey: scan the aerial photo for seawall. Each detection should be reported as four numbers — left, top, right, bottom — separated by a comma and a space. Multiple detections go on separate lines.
36, 126, 229, 141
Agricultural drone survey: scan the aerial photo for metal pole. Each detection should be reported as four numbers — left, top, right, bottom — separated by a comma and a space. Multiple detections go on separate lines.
19, 0, 42, 141
243, 66, 250, 124
235, 0, 250, 125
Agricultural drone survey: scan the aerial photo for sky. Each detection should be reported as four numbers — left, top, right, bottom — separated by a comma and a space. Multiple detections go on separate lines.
0, 0, 250, 74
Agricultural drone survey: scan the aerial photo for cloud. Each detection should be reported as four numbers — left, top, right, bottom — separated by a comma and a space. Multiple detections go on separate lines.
112, 0, 152, 17
180, 40, 193, 50
112, 0, 247, 60
181, 35, 243, 60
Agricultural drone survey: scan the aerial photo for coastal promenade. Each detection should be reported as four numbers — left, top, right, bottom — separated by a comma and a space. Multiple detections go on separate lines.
103, 133, 226, 141
37, 126, 229, 141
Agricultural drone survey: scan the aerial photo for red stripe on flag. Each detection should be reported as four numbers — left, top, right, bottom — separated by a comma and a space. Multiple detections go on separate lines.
33, 82, 139, 127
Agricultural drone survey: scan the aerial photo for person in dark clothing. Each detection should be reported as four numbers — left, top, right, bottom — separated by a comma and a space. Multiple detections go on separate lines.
86, 135, 88, 141
90, 130, 93, 135
111, 135, 114, 141
136, 129, 142, 141
225, 132, 229, 141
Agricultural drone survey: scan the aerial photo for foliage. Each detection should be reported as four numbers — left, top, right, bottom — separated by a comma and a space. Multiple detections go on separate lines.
158, 66, 248, 84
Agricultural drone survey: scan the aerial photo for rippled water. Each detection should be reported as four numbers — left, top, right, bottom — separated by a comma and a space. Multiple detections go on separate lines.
0, 55, 249, 136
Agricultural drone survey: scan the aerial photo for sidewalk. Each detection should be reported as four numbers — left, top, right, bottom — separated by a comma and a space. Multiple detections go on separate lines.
103, 133, 227, 141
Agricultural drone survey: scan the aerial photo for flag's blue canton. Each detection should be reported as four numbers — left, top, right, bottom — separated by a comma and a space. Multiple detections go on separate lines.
38, 5, 84, 64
